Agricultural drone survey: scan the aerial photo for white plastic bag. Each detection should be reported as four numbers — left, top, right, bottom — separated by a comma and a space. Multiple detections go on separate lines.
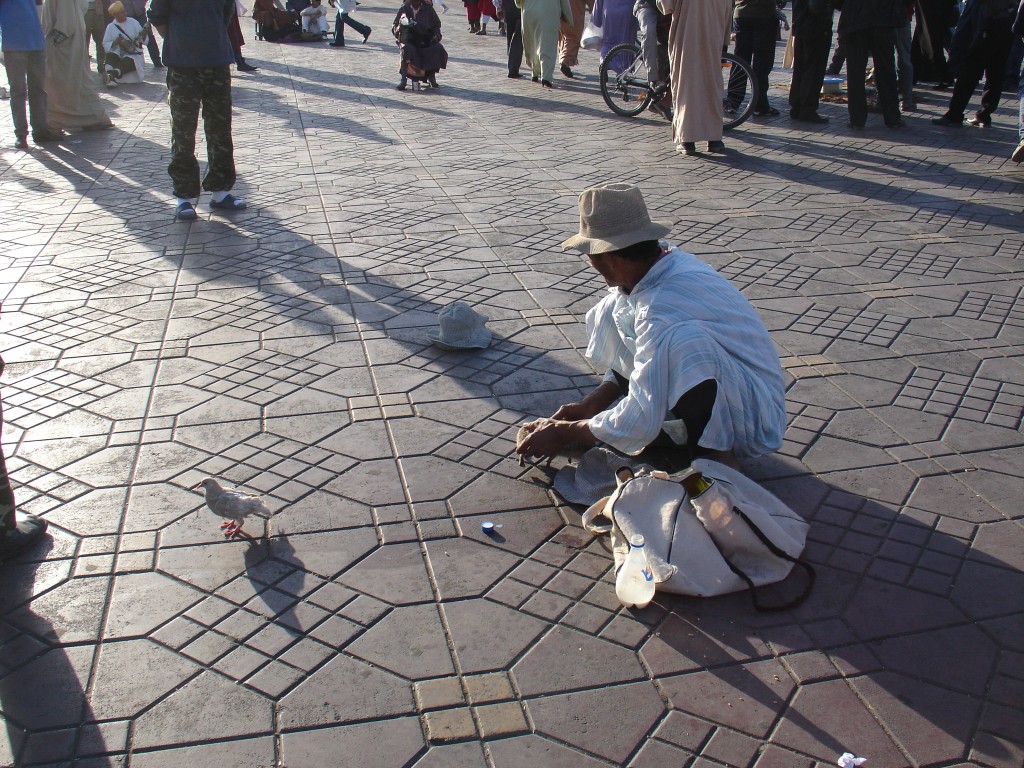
581, 19, 602, 50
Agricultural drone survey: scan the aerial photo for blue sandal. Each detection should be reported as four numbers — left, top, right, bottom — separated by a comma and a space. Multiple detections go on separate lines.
209, 193, 247, 211
176, 201, 197, 220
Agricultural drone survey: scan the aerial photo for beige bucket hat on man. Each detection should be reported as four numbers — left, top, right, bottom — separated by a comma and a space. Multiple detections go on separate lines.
560, 183, 672, 255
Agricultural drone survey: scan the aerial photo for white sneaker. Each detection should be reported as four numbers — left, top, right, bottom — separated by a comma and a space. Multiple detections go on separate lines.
1012, 139, 1024, 164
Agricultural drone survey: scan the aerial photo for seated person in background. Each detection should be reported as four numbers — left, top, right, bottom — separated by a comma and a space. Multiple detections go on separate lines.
300, 0, 330, 35
254, 0, 299, 40
516, 183, 786, 471
102, 1, 146, 86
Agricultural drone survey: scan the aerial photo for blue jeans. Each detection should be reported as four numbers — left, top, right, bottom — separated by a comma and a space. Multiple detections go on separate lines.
2, 50, 48, 140
333, 11, 370, 44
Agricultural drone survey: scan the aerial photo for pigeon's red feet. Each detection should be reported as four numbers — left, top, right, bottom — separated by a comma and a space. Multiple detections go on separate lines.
221, 521, 243, 538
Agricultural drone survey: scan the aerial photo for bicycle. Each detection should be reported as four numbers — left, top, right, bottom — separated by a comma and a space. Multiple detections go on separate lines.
599, 43, 758, 131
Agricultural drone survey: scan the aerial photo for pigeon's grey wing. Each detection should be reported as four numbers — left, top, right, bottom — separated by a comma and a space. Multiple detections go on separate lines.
247, 498, 272, 518
211, 491, 261, 518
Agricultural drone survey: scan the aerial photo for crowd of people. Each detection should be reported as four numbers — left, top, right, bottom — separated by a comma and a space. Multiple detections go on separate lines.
2, 0, 1023, 200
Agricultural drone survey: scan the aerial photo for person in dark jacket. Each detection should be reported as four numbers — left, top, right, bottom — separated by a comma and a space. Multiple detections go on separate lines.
789, 0, 834, 123
734, 0, 780, 115
149, 0, 248, 218
837, 0, 905, 128
393, 0, 448, 89
932, 0, 1019, 127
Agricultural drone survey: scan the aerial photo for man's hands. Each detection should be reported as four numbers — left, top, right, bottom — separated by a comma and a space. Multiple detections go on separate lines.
516, 419, 595, 459
515, 380, 623, 460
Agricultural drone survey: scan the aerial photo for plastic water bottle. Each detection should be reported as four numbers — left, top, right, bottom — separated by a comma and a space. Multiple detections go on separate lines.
615, 534, 656, 609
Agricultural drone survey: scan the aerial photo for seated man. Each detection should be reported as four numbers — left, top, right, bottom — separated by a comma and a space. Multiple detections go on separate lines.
102, 1, 146, 86
300, 0, 330, 36
516, 183, 786, 471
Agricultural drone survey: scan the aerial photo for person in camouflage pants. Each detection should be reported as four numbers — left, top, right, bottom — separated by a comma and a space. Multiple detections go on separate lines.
149, 0, 247, 218
166, 67, 236, 199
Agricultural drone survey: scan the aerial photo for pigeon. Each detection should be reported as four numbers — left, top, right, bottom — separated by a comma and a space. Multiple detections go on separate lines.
198, 478, 271, 538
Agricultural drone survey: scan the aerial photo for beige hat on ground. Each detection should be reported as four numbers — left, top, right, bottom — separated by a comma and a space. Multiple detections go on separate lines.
428, 301, 492, 350
560, 183, 672, 255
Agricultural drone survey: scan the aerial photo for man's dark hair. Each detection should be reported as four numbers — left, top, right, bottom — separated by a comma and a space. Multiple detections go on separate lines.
609, 239, 661, 263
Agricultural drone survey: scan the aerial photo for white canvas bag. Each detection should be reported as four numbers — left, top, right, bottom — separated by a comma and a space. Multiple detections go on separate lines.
583, 459, 815, 611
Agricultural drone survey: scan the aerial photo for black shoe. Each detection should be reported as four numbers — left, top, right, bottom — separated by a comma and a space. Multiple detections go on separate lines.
541, 79, 553, 88
847, 121, 865, 130
934, 81, 952, 90
531, 75, 539, 82
793, 113, 829, 124
680, 142, 697, 156
560, 64, 574, 78
931, 114, 961, 126
330, 41, 345, 46
886, 118, 905, 128
707, 140, 726, 153
32, 128, 66, 143
649, 100, 673, 121
0, 514, 48, 563
396, 77, 407, 90
363, 29, 371, 42
237, 60, 258, 71
428, 77, 440, 88
14, 136, 28, 150
753, 106, 779, 117
508, 72, 522, 78
153, 61, 164, 68
966, 114, 990, 127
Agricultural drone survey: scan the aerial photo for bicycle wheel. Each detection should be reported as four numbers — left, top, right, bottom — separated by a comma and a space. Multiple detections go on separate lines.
721, 52, 757, 131
600, 43, 653, 118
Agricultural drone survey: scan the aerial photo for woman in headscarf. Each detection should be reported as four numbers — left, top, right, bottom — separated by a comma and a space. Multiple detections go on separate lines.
41, 0, 113, 131
393, 0, 448, 88
520, 0, 573, 86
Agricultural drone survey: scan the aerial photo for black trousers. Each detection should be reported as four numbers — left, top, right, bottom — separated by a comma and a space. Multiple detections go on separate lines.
611, 373, 718, 472
845, 26, 901, 127
945, 28, 1015, 120
503, 1, 524, 76
333, 11, 371, 45
789, 20, 832, 118
734, 16, 776, 112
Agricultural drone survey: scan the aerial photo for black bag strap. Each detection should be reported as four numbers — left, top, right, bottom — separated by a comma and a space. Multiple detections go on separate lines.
705, 503, 816, 612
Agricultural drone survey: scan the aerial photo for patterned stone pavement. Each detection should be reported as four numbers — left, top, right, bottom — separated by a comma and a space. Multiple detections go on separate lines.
1, 9, 1023, 768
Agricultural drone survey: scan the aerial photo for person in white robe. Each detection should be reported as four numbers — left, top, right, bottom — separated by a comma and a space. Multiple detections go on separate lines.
41, 0, 113, 131
301, 0, 330, 34
102, 1, 146, 85
661, 0, 732, 155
